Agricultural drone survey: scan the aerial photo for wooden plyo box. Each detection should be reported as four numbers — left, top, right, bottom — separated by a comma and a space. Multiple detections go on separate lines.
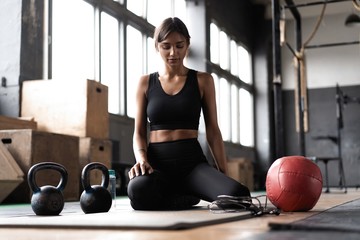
0, 115, 37, 130
0, 142, 24, 203
227, 158, 254, 191
0, 130, 80, 203
79, 137, 112, 191
21, 79, 109, 139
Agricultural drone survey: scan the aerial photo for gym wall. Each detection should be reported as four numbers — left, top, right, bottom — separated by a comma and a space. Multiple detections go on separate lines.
281, 12, 360, 187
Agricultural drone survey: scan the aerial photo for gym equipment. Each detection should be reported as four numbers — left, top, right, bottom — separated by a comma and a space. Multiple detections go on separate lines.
208, 194, 280, 216
28, 162, 68, 215
311, 84, 360, 193
80, 162, 112, 214
266, 156, 323, 212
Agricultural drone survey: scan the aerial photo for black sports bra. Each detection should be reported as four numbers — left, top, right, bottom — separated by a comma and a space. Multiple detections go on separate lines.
146, 69, 202, 131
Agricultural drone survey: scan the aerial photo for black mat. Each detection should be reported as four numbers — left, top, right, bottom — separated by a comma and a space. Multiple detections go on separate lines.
269, 198, 360, 233
250, 231, 360, 240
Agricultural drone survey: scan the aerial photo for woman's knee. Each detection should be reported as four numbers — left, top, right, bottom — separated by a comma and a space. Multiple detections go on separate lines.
228, 182, 251, 197
127, 172, 167, 210
127, 174, 157, 200
185, 163, 251, 201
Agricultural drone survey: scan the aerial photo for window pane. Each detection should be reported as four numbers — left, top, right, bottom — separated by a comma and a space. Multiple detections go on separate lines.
219, 31, 229, 70
52, 0, 94, 81
148, 0, 186, 26
147, 37, 158, 73
238, 46, 252, 84
219, 78, 230, 141
126, 26, 143, 118
147, 0, 171, 26
174, 0, 187, 22
127, 0, 144, 17
230, 40, 238, 76
231, 84, 239, 143
210, 23, 219, 64
101, 12, 119, 114
239, 88, 254, 147
212, 73, 220, 121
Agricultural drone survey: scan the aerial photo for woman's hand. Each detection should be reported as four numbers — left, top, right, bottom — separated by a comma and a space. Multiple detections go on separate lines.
128, 160, 154, 180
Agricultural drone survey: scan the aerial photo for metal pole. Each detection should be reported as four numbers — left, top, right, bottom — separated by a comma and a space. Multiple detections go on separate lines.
272, 0, 285, 160
305, 40, 360, 49
284, 0, 351, 9
285, 0, 306, 156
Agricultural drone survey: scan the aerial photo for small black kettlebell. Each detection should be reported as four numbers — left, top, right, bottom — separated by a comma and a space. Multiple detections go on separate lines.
80, 162, 112, 214
28, 162, 68, 216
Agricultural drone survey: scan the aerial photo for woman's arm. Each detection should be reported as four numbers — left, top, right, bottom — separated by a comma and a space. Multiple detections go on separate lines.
129, 75, 154, 179
198, 72, 228, 174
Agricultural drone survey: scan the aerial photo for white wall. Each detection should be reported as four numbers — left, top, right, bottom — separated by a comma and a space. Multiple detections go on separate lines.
281, 12, 360, 90
0, 0, 22, 116
0, 0, 21, 86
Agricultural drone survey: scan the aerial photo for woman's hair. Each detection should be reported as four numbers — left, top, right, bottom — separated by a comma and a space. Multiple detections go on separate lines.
154, 17, 191, 49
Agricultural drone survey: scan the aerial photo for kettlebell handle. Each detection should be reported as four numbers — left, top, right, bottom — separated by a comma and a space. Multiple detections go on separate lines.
81, 162, 109, 191
28, 162, 68, 193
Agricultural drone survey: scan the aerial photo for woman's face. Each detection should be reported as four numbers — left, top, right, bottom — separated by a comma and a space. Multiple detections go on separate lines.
156, 31, 189, 67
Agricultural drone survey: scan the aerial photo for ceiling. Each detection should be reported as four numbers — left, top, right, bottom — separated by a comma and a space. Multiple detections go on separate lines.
252, 0, 357, 19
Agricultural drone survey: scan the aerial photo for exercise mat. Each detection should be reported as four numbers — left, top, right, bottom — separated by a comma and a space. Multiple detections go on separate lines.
0, 200, 252, 230
269, 198, 360, 233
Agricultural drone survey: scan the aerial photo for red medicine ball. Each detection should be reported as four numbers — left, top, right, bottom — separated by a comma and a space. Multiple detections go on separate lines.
266, 156, 323, 212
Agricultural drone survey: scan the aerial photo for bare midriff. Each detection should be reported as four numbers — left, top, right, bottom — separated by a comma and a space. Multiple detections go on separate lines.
149, 129, 198, 143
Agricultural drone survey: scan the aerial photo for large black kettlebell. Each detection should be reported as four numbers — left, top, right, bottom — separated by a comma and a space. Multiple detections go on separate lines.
80, 162, 112, 214
28, 162, 68, 216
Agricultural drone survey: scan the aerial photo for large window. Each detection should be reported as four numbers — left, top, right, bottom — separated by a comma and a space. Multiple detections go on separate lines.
50, 1, 254, 147
51, 0, 186, 117
52, 0, 94, 80
210, 22, 254, 147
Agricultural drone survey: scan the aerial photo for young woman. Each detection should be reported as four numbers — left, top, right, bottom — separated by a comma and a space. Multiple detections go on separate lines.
127, 17, 250, 210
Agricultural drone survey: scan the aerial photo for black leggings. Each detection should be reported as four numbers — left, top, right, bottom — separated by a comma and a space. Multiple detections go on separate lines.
127, 138, 250, 210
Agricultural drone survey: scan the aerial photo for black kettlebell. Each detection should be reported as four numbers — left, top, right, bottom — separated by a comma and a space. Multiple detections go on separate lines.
80, 162, 112, 214
28, 162, 68, 216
